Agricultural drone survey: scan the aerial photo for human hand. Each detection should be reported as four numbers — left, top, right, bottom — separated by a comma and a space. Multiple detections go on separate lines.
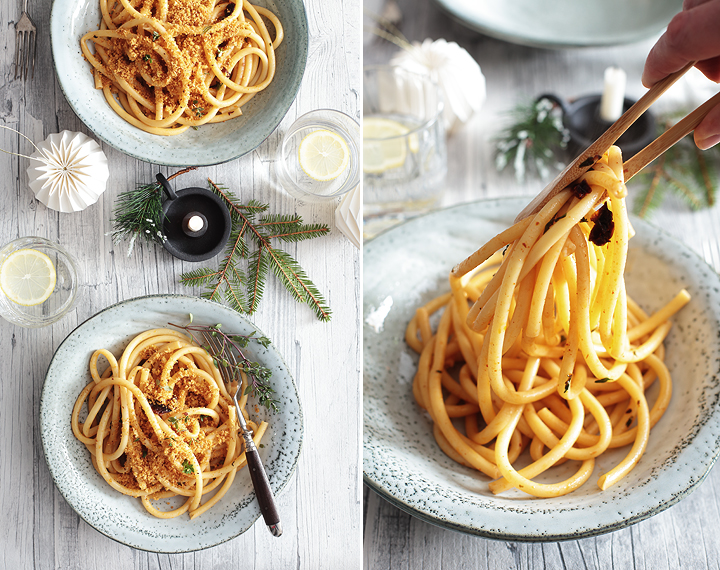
642, 0, 720, 149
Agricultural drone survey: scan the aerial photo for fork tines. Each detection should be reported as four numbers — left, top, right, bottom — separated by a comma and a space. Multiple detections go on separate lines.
15, 12, 37, 80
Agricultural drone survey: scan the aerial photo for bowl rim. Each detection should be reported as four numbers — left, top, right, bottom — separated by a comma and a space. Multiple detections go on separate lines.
363, 196, 720, 541
49, 0, 309, 166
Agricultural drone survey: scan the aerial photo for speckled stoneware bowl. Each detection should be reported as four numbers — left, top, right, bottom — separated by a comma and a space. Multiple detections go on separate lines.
432, 0, 681, 48
50, 0, 308, 166
364, 197, 720, 541
41, 295, 302, 552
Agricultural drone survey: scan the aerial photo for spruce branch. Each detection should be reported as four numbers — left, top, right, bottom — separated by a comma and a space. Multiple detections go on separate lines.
180, 178, 332, 321
494, 97, 570, 183
111, 167, 196, 255
629, 115, 719, 218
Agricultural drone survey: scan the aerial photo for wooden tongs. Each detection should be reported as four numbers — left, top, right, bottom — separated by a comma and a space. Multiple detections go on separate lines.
516, 62, 720, 222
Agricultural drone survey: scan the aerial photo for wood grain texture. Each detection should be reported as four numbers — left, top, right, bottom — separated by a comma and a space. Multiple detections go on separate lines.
364, 1, 720, 568
0, 0, 361, 567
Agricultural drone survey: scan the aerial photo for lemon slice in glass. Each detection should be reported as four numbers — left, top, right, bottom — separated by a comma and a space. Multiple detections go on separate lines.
0, 248, 57, 306
298, 129, 350, 181
363, 117, 419, 174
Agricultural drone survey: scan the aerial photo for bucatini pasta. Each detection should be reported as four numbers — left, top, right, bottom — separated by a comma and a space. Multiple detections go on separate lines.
71, 328, 266, 518
406, 146, 690, 498
80, 0, 283, 135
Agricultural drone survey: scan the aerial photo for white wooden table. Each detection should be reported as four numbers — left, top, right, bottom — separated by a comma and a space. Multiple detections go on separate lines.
0, 0, 361, 567
363, 1, 720, 568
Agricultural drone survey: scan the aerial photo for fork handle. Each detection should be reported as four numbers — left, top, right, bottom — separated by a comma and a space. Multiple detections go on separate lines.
241, 431, 282, 536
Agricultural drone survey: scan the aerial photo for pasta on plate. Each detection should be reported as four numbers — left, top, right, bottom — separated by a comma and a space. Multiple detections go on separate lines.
71, 328, 267, 519
80, 0, 283, 135
406, 146, 690, 498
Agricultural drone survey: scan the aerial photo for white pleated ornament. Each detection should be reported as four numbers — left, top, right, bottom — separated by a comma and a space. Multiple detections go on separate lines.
27, 131, 109, 213
390, 39, 486, 133
335, 185, 361, 249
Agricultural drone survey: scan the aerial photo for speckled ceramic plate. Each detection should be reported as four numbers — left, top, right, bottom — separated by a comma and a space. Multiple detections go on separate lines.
364, 197, 720, 541
432, 0, 681, 48
40, 295, 302, 552
50, 0, 308, 166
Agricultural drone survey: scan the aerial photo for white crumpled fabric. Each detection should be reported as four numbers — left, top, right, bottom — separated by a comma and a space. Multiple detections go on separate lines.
391, 38, 486, 133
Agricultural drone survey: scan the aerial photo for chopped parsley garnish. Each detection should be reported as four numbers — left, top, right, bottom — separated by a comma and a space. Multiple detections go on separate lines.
182, 459, 195, 474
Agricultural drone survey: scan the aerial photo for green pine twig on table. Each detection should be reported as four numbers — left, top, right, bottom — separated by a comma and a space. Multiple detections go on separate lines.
180, 179, 332, 321
111, 167, 196, 255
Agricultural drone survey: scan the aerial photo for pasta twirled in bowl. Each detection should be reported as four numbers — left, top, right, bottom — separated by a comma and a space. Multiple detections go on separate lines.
80, 0, 283, 135
71, 327, 266, 519
406, 146, 689, 498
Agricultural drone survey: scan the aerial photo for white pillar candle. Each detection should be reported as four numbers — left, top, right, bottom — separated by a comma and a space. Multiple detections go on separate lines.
187, 215, 205, 232
599, 66, 627, 122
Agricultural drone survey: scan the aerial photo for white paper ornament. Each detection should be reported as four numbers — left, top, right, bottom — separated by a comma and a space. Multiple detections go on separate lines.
335, 185, 361, 249
390, 39, 486, 133
27, 131, 109, 213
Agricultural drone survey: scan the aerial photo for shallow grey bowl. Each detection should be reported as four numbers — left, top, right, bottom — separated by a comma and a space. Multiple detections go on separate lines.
41, 295, 303, 552
364, 197, 720, 541
50, 0, 308, 166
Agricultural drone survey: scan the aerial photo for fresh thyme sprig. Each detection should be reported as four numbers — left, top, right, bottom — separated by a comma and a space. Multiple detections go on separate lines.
179, 178, 332, 321
170, 321, 278, 412
111, 167, 196, 255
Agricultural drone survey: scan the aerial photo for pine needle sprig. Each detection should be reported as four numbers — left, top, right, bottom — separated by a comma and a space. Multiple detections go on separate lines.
180, 178, 332, 321
629, 115, 719, 218
169, 321, 278, 412
111, 167, 196, 255
495, 97, 570, 183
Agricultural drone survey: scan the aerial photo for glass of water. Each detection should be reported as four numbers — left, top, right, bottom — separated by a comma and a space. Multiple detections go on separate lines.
0, 237, 78, 328
276, 109, 360, 202
363, 65, 447, 218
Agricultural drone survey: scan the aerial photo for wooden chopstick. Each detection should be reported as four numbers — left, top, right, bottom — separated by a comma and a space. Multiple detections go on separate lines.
623, 90, 720, 182
515, 61, 697, 222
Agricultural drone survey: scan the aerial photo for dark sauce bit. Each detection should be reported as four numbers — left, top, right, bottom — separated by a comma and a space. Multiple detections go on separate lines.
588, 203, 614, 246
570, 179, 592, 198
149, 401, 172, 415
579, 154, 602, 168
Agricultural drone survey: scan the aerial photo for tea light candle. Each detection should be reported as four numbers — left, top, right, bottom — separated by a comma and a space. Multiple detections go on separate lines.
182, 212, 208, 237
599, 66, 627, 122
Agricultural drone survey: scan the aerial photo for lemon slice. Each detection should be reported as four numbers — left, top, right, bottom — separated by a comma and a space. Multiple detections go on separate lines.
0, 248, 57, 306
298, 129, 350, 181
363, 117, 418, 174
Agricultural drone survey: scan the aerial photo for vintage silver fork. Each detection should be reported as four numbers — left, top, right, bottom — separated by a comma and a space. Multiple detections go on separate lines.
200, 330, 282, 537
15, 0, 37, 80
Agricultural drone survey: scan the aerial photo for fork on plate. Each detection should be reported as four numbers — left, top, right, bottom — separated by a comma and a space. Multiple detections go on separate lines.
15, 0, 36, 80
200, 330, 283, 537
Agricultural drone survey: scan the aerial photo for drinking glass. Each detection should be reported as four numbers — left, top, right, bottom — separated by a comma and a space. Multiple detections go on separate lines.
0, 237, 78, 327
276, 109, 360, 202
363, 65, 447, 217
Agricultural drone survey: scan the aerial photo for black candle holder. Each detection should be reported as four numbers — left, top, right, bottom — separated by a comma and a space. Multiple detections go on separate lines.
156, 173, 231, 262
540, 93, 656, 160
